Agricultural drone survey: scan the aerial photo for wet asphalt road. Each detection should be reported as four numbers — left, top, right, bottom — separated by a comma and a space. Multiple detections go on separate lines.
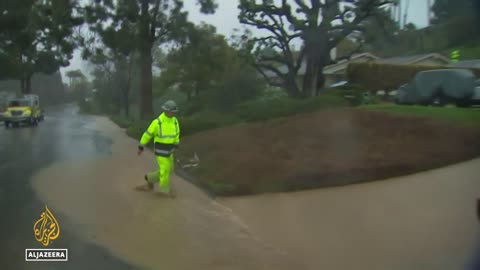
0, 104, 137, 270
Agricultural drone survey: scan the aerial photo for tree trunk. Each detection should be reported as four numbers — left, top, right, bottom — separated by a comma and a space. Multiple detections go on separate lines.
20, 77, 25, 94
315, 69, 326, 96
285, 75, 302, 98
303, 60, 320, 97
139, 0, 154, 119
25, 73, 32, 94
302, 30, 329, 97
139, 47, 153, 119
123, 87, 130, 117
124, 56, 133, 117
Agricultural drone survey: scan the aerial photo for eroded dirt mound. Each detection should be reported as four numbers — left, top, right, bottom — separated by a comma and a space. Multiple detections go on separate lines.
178, 109, 480, 195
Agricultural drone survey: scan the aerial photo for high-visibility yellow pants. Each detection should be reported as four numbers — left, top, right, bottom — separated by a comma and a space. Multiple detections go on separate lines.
145, 155, 174, 193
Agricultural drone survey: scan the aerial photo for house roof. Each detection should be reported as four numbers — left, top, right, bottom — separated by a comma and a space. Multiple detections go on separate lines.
336, 52, 380, 63
264, 53, 380, 77
448, 60, 480, 69
378, 53, 450, 65
262, 53, 453, 79
323, 53, 379, 74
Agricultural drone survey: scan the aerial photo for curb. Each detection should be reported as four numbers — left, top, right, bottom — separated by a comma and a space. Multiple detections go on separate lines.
174, 165, 217, 199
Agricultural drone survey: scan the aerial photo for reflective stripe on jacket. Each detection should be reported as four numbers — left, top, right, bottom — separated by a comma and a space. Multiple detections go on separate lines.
139, 113, 180, 157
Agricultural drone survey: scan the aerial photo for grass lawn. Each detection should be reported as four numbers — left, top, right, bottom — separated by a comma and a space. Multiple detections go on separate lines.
360, 104, 480, 127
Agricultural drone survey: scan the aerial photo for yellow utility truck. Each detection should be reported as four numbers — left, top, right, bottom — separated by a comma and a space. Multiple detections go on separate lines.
4, 94, 44, 128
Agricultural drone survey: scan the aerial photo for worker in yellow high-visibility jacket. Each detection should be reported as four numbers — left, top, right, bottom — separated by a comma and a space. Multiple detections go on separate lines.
137, 100, 180, 197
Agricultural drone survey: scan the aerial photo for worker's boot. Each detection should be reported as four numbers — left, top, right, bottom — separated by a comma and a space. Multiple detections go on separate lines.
144, 175, 154, 190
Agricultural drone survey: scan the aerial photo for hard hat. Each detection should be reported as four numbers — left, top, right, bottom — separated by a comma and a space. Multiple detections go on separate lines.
161, 100, 178, 113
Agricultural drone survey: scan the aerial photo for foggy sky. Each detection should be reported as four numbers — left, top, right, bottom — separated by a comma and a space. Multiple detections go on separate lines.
61, 0, 431, 81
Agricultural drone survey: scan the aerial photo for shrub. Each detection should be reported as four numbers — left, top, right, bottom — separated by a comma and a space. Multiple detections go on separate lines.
206, 66, 265, 112
123, 110, 240, 140
321, 84, 369, 106
123, 91, 347, 139
109, 115, 134, 128
180, 110, 241, 137
126, 119, 152, 142
446, 44, 480, 60
235, 94, 347, 122
443, 16, 478, 47
257, 88, 288, 101
180, 99, 205, 116
78, 100, 103, 115
347, 62, 480, 91
153, 90, 188, 115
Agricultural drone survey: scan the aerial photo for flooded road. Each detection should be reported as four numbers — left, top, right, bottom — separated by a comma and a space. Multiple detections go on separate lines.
30, 114, 304, 270
0, 104, 135, 270
8, 104, 480, 269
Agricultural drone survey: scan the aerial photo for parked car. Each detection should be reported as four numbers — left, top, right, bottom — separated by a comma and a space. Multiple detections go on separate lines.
473, 80, 480, 106
395, 69, 477, 107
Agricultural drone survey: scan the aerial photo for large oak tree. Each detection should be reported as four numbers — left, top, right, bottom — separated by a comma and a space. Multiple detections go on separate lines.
238, 0, 391, 98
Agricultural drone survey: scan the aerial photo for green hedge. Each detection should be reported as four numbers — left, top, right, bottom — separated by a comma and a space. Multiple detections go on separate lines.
322, 84, 372, 106
123, 92, 348, 139
347, 62, 480, 91
109, 115, 134, 128
444, 44, 480, 60
126, 119, 152, 142
235, 94, 347, 122
125, 111, 241, 140
180, 110, 242, 137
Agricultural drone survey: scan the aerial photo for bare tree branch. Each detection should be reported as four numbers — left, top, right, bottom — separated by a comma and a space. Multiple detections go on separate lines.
240, 19, 284, 42
294, 0, 309, 11
254, 63, 285, 88
328, 0, 391, 49
256, 62, 285, 78
259, 54, 290, 65
336, 8, 350, 24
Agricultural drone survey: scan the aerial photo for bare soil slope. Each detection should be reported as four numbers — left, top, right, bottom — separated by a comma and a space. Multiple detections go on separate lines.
178, 109, 480, 195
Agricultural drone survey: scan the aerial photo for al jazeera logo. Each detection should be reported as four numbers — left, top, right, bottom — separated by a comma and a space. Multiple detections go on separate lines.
25, 206, 68, 262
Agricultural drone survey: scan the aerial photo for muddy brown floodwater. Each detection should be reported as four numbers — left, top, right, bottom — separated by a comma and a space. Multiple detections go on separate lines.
32, 116, 480, 270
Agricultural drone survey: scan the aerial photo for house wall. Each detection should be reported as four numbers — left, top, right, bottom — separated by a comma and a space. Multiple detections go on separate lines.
297, 74, 344, 88
325, 74, 347, 87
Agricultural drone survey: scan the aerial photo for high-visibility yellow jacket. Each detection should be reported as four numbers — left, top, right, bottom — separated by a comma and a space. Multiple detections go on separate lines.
139, 112, 180, 157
